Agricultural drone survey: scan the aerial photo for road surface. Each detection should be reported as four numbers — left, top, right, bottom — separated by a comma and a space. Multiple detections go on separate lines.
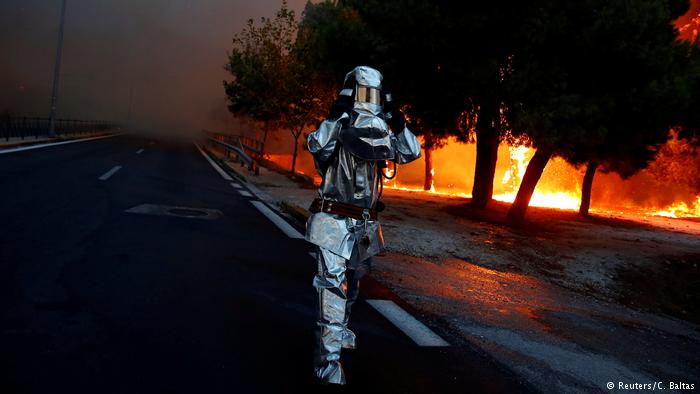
0, 134, 529, 393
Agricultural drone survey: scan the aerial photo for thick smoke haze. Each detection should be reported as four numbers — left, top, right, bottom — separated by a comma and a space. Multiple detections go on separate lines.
0, 0, 307, 135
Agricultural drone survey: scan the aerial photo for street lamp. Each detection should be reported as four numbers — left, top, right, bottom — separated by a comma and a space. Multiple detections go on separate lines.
48, 0, 67, 138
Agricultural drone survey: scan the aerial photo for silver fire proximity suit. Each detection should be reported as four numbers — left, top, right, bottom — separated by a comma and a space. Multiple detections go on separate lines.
305, 66, 421, 384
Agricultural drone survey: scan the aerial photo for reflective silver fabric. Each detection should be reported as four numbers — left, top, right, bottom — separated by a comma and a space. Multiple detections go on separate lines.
307, 65, 421, 385
313, 246, 370, 384
306, 123, 420, 245
313, 247, 348, 385
394, 124, 422, 164
345, 66, 383, 89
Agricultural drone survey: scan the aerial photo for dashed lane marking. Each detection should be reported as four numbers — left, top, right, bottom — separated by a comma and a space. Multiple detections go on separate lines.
194, 143, 233, 181
230, 182, 242, 189
250, 200, 304, 239
238, 190, 253, 197
136, 148, 144, 154
99, 165, 122, 181
366, 299, 450, 347
0, 134, 122, 155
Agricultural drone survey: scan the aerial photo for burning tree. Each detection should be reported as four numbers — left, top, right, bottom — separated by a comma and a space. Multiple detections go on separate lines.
298, 1, 527, 194
297, 1, 457, 189
341, 0, 468, 191
504, 0, 699, 221
436, 3, 530, 208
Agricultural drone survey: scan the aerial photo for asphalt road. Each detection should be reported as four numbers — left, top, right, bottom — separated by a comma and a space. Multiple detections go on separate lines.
0, 134, 529, 393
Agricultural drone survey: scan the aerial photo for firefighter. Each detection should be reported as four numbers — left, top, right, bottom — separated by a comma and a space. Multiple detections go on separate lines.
306, 66, 421, 384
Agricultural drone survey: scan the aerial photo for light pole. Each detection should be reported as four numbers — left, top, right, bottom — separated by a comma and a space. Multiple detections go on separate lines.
127, 83, 133, 126
48, 0, 67, 138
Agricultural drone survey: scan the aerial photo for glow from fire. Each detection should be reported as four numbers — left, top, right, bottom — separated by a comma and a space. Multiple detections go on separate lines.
264, 137, 700, 219
380, 143, 699, 218
501, 145, 529, 189
493, 144, 583, 211
653, 196, 700, 218
429, 168, 436, 192
678, 10, 700, 43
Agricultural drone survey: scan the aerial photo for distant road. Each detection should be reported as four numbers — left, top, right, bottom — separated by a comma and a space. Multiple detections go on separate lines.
0, 135, 528, 393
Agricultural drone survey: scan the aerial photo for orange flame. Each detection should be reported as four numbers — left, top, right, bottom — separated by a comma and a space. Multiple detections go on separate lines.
265, 137, 699, 219
653, 196, 700, 218
494, 144, 583, 211
380, 141, 699, 218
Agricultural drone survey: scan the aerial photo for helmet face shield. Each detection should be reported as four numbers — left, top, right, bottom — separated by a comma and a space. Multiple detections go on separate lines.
355, 85, 382, 105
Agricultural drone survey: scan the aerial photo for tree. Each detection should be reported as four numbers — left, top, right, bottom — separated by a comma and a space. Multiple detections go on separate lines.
300, 0, 469, 189
363, 1, 528, 205
224, 5, 291, 153
224, 2, 331, 173
433, 2, 528, 208
282, 28, 335, 173
505, 0, 695, 221
575, 4, 700, 216
349, 0, 468, 190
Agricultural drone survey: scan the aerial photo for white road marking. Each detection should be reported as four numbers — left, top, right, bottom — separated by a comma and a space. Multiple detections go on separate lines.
366, 299, 450, 347
136, 148, 144, 154
194, 143, 233, 181
99, 165, 122, 181
230, 182, 242, 189
0, 134, 121, 155
250, 201, 304, 239
238, 190, 253, 197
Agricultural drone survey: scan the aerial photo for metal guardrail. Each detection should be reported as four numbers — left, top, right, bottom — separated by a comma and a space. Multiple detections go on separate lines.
203, 130, 263, 157
204, 131, 260, 175
0, 116, 120, 141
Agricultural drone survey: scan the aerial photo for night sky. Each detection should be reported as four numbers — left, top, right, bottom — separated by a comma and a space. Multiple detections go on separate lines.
0, 0, 307, 133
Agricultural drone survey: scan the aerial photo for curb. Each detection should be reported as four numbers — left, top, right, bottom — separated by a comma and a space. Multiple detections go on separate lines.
203, 144, 311, 229
0, 133, 114, 150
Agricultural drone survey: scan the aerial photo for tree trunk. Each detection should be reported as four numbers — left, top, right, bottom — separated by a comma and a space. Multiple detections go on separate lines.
423, 145, 433, 191
506, 147, 553, 222
578, 161, 598, 216
471, 99, 500, 208
291, 131, 300, 174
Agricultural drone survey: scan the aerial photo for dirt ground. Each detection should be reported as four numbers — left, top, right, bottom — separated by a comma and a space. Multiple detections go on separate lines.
212, 149, 700, 394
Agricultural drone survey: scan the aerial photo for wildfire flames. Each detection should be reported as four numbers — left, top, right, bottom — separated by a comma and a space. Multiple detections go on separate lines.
653, 197, 700, 218
382, 146, 583, 210
678, 9, 700, 43
379, 140, 700, 219
495, 144, 582, 211
265, 135, 700, 219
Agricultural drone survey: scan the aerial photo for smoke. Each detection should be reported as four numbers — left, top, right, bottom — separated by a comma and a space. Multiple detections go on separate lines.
0, 0, 307, 136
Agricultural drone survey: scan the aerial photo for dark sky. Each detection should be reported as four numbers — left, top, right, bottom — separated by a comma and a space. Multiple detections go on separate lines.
1, 0, 698, 135
0, 0, 307, 133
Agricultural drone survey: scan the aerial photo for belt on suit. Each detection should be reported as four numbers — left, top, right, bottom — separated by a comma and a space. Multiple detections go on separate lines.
309, 198, 378, 221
